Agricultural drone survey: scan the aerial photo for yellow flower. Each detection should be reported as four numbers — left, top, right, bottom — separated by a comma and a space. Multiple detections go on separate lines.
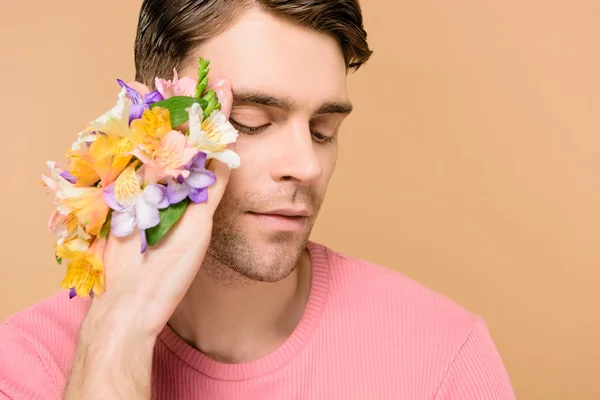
42, 161, 110, 236
129, 107, 172, 153
65, 151, 100, 187
48, 210, 79, 240
57, 236, 106, 298
89, 135, 134, 186
66, 134, 134, 188
61, 186, 109, 236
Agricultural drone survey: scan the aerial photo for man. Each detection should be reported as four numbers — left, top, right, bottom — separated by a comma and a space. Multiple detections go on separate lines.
0, 0, 516, 399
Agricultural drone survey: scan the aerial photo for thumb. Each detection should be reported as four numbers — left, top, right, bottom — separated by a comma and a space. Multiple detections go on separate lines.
203, 155, 232, 214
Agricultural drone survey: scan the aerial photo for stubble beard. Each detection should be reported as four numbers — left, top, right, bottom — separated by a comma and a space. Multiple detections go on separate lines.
204, 189, 321, 285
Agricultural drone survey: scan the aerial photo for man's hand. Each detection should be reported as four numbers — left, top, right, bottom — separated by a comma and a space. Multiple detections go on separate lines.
63, 77, 235, 400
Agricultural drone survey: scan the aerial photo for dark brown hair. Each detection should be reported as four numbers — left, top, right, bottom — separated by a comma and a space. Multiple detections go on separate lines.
134, 0, 373, 86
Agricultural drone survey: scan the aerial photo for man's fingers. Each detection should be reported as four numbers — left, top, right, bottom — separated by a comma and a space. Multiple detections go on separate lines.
205, 156, 232, 209
207, 77, 233, 119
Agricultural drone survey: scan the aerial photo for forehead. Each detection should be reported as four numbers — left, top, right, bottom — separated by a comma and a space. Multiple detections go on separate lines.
189, 8, 349, 107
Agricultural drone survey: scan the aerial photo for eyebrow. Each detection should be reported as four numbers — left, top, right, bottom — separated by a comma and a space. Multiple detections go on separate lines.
232, 89, 353, 117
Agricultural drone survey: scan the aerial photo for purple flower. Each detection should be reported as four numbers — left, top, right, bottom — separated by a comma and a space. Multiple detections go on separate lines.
103, 183, 170, 253
59, 171, 77, 184
116, 79, 163, 124
68, 287, 94, 299
167, 152, 216, 204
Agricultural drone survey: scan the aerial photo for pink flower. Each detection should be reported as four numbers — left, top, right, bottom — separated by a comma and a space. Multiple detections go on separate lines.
155, 68, 197, 99
131, 130, 198, 184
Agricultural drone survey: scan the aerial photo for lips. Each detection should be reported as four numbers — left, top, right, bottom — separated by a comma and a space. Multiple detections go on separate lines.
249, 208, 310, 218
246, 209, 310, 232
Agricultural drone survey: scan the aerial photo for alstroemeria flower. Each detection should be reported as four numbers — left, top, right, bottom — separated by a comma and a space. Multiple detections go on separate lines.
70, 130, 97, 152
103, 164, 169, 253
59, 170, 77, 184
66, 134, 134, 187
42, 161, 110, 236
166, 151, 216, 204
85, 88, 131, 138
48, 210, 78, 240
57, 235, 107, 298
129, 106, 173, 153
131, 130, 198, 184
117, 79, 163, 123
186, 103, 240, 168
155, 68, 197, 99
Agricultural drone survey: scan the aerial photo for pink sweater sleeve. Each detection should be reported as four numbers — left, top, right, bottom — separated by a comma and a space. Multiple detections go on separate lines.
0, 323, 61, 400
434, 320, 516, 400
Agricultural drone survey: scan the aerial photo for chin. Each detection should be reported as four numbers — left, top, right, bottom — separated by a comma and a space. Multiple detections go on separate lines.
208, 224, 310, 283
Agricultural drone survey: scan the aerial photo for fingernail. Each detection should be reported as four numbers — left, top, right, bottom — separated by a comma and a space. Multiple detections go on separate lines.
216, 89, 225, 104
214, 78, 227, 87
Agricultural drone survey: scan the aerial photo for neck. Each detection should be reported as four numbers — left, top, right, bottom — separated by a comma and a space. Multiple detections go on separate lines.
168, 248, 312, 364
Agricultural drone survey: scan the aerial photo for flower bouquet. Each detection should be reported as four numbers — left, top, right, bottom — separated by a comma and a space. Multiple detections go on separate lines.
41, 58, 240, 299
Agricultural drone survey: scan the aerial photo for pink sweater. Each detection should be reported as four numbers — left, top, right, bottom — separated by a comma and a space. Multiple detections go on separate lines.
0, 242, 515, 399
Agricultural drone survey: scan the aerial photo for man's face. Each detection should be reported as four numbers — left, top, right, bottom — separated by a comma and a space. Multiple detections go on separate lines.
182, 8, 351, 282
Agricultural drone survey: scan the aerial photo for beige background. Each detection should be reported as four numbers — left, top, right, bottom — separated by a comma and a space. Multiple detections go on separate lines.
1, 1, 599, 399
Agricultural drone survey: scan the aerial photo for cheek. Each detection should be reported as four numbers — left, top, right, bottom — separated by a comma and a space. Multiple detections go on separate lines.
227, 133, 338, 190
316, 147, 338, 189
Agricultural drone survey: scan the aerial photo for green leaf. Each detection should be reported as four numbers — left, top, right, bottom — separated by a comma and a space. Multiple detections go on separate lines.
145, 199, 189, 247
99, 214, 111, 238
55, 255, 62, 265
150, 97, 208, 127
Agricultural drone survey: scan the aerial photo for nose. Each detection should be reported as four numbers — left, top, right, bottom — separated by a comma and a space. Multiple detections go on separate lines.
270, 122, 323, 185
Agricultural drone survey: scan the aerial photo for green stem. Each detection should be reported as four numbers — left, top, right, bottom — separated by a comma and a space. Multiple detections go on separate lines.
195, 57, 211, 98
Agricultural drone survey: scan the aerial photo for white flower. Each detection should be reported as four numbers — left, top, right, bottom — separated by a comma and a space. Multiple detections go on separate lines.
187, 103, 240, 169
86, 87, 131, 138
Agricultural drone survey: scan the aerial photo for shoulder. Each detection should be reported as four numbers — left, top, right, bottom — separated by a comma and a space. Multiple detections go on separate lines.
2, 290, 89, 347
315, 242, 481, 331
0, 291, 89, 397
311, 243, 492, 365
311, 242, 515, 396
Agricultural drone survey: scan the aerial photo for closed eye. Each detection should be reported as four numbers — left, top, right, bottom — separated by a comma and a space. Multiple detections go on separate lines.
229, 118, 270, 135
312, 131, 336, 144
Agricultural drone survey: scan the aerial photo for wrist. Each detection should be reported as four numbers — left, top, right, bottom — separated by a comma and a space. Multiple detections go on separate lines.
84, 290, 161, 341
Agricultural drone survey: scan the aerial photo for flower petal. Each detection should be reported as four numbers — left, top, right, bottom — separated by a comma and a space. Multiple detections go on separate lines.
142, 184, 166, 206
186, 169, 216, 189
180, 146, 199, 167
136, 198, 161, 230
140, 230, 148, 253
144, 90, 163, 104
156, 185, 170, 209
178, 77, 198, 97
111, 210, 136, 237
210, 149, 241, 169
154, 77, 171, 99
189, 151, 208, 170
129, 147, 153, 165
103, 184, 126, 212
189, 187, 208, 204
129, 104, 146, 123
167, 178, 189, 204
187, 103, 205, 148
59, 171, 77, 184
117, 79, 143, 104
89, 88, 130, 137
208, 110, 239, 143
